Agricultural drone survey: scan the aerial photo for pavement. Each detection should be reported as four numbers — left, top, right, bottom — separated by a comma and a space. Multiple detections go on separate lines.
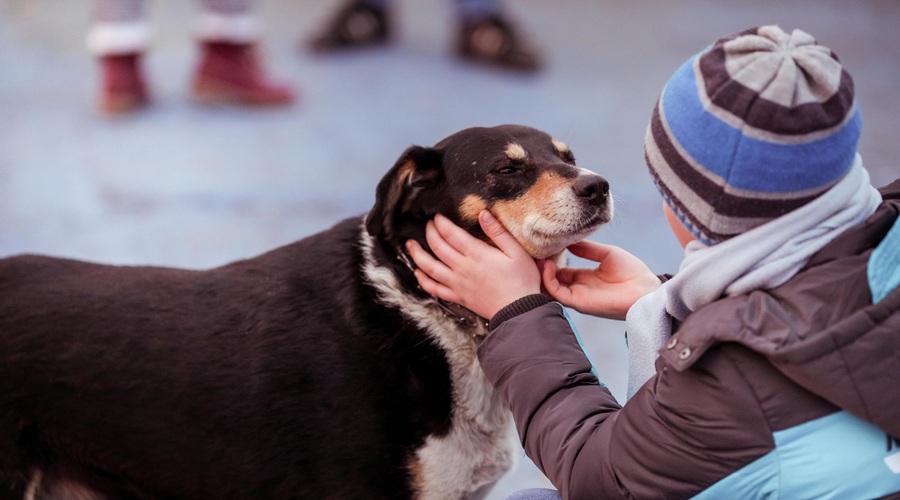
1, 0, 899, 496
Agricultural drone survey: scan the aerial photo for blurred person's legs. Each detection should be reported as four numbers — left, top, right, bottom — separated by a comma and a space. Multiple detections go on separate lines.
192, 0, 295, 106
454, 0, 540, 71
87, 0, 151, 113
307, 0, 540, 71
307, 0, 390, 52
87, 0, 294, 114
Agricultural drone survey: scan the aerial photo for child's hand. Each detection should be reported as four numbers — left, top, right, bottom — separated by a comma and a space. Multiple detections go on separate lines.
406, 211, 541, 320
541, 241, 661, 320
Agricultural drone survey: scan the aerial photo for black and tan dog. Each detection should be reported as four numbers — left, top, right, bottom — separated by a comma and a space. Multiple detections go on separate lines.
0, 125, 612, 500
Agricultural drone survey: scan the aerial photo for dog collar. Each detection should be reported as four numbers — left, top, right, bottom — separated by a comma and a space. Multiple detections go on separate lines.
435, 299, 489, 334
396, 245, 489, 342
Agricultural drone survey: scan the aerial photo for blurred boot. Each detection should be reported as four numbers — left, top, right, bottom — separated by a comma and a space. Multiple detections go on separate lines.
192, 41, 295, 106
98, 52, 150, 114
457, 14, 541, 72
307, 1, 390, 53
87, 0, 151, 114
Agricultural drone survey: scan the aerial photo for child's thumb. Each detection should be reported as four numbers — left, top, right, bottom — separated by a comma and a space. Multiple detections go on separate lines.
479, 210, 523, 256
479, 210, 506, 238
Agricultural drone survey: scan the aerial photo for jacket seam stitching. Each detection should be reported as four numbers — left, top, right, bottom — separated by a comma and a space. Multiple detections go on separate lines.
719, 343, 783, 494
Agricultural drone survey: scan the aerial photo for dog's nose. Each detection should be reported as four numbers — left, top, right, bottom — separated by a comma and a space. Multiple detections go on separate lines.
573, 174, 610, 201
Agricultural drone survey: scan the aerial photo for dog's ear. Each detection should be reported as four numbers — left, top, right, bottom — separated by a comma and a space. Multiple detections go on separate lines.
366, 146, 444, 242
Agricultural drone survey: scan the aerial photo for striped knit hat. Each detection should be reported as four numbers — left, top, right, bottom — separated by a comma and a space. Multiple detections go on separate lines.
644, 25, 862, 245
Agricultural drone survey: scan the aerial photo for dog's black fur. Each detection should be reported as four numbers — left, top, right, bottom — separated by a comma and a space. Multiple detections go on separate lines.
0, 125, 610, 500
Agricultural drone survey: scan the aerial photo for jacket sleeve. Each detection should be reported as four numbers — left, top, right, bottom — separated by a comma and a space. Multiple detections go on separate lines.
480, 300, 787, 500
477, 301, 625, 499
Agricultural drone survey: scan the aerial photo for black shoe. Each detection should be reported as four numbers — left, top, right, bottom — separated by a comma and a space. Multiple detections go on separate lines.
308, 2, 390, 53
457, 15, 541, 72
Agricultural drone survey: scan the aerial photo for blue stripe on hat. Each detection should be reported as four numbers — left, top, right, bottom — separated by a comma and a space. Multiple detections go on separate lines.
662, 56, 861, 194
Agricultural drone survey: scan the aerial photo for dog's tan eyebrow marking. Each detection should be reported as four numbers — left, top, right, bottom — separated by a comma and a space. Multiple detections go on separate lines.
459, 194, 489, 222
505, 142, 527, 162
551, 138, 570, 155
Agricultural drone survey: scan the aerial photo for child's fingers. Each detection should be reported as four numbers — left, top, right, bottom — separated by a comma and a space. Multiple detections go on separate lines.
567, 240, 618, 263
478, 211, 529, 259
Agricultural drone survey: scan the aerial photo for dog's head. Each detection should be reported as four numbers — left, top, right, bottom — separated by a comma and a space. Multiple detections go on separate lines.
366, 125, 612, 286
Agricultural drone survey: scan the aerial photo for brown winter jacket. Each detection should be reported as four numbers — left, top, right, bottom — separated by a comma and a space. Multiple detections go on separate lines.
479, 180, 900, 499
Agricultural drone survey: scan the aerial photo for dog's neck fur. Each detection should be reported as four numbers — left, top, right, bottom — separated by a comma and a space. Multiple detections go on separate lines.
358, 219, 514, 499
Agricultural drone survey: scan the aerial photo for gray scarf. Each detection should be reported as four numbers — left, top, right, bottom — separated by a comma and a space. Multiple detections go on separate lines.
624, 157, 882, 400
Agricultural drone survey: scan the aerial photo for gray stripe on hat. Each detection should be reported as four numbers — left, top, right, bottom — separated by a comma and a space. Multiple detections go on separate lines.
723, 27, 841, 107
693, 56, 858, 145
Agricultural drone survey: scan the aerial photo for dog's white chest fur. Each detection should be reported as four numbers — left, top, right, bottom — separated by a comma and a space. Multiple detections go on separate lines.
360, 224, 517, 499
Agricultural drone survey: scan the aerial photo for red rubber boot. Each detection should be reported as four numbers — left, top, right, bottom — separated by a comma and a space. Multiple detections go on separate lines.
192, 41, 295, 106
98, 53, 150, 114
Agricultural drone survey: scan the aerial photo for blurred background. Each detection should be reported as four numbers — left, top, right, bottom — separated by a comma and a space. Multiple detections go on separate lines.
2, 0, 898, 496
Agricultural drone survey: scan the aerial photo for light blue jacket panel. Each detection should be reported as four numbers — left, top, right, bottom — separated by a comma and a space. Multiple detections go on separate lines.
694, 411, 900, 499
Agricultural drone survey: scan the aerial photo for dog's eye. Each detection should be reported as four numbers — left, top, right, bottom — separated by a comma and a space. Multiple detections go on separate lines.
494, 166, 520, 175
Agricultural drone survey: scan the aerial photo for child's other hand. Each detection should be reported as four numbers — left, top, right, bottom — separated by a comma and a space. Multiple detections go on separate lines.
541, 241, 661, 320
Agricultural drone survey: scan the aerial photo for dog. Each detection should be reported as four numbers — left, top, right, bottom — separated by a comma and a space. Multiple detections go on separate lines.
0, 124, 612, 500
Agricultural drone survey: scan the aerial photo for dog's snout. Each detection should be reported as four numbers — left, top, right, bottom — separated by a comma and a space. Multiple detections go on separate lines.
573, 174, 609, 201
